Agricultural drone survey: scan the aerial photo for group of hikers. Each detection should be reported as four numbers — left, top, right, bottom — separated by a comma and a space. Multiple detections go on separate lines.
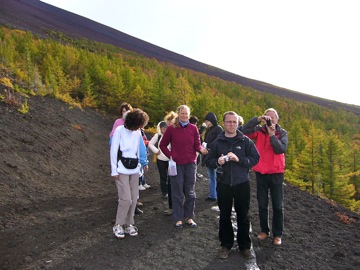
109, 103, 288, 260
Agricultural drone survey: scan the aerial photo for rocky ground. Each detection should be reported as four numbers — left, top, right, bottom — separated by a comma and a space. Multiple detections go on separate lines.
1, 89, 359, 270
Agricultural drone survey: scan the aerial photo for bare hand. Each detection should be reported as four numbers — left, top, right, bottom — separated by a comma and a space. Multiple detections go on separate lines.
218, 154, 226, 165
227, 152, 239, 162
266, 125, 275, 137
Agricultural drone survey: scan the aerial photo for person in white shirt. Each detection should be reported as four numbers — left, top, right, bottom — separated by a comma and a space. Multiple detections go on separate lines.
149, 121, 173, 214
110, 109, 149, 239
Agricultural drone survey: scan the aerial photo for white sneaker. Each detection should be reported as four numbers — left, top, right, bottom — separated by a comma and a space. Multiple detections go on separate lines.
143, 183, 151, 188
125, 225, 138, 236
113, 224, 125, 239
139, 185, 146, 190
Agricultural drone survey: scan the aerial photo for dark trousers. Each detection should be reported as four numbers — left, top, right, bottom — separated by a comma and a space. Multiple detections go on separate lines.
255, 172, 284, 237
217, 181, 251, 251
167, 176, 172, 209
156, 159, 169, 195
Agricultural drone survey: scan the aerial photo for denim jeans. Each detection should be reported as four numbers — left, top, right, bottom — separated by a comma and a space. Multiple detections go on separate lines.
255, 172, 284, 237
138, 166, 145, 185
217, 181, 251, 250
206, 166, 217, 199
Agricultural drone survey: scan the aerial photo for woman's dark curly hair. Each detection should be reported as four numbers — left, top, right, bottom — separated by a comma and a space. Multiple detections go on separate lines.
124, 109, 149, 131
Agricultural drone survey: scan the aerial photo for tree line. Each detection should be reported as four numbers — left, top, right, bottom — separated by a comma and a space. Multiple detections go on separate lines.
0, 27, 359, 213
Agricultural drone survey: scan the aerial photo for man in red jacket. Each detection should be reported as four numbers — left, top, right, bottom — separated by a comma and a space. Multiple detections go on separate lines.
242, 108, 288, 246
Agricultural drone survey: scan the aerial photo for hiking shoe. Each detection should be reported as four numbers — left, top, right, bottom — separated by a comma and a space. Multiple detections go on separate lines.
136, 201, 143, 207
257, 232, 270, 240
218, 246, 230, 259
125, 225, 138, 236
113, 224, 125, 239
273, 237, 282, 246
241, 249, 253, 259
143, 184, 151, 188
163, 209, 172, 216
134, 207, 143, 215
175, 221, 183, 229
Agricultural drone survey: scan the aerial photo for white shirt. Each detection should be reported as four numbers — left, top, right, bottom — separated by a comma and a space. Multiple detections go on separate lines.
110, 125, 141, 176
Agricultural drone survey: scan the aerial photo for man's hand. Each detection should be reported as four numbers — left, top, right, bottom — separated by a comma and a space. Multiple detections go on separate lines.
227, 152, 240, 162
266, 125, 276, 137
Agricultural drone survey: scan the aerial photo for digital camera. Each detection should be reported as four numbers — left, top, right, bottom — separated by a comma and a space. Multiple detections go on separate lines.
266, 119, 272, 127
222, 155, 230, 162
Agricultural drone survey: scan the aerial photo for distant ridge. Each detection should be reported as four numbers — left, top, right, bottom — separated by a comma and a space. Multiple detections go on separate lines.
1, 0, 359, 115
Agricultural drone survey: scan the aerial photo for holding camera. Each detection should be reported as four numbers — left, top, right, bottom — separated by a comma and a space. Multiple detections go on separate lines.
266, 119, 272, 127
206, 111, 260, 260
242, 108, 288, 246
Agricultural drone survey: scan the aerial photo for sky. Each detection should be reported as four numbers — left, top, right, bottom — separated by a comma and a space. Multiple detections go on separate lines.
41, 0, 360, 106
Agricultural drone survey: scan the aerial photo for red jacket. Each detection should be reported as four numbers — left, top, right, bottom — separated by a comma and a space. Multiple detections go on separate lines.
242, 117, 288, 174
160, 123, 202, 165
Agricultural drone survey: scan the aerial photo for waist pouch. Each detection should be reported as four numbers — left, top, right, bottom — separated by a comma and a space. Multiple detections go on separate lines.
121, 157, 139, 169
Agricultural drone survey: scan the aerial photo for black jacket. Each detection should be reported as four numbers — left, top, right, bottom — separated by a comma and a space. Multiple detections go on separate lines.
206, 130, 260, 186
202, 113, 223, 166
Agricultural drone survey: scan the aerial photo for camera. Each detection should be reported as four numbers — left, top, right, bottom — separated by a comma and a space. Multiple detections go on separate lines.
221, 155, 230, 162
266, 119, 272, 127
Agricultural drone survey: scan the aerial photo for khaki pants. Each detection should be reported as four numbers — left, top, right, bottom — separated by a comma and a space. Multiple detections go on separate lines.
114, 173, 139, 226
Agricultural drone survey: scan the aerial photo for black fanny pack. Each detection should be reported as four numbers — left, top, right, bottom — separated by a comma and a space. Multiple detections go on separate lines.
121, 156, 139, 169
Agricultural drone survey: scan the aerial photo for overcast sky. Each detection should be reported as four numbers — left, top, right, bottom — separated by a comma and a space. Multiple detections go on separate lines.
41, 0, 360, 106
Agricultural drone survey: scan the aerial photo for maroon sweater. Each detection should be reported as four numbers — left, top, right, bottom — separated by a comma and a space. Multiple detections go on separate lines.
160, 123, 202, 165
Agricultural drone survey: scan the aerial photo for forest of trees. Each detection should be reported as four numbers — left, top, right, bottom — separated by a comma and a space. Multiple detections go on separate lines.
0, 27, 359, 213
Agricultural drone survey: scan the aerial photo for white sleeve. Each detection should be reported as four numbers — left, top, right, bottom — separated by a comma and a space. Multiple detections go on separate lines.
148, 133, 159, 154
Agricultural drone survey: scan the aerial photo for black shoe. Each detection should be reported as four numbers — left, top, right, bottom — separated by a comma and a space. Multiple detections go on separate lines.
134, 207, 143, 215
163, 209, 172, 216
240, 249, 253, 259
205, 197, 217, 202
218, 246, 230, 259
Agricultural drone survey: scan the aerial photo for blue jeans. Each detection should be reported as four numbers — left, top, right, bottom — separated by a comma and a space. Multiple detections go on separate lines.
255, 172, 284, 237
206, 166, 217, 199
139, 166, 145, 185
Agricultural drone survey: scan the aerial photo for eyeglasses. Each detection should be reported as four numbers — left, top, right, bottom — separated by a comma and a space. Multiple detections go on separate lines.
223, 121, 238, 125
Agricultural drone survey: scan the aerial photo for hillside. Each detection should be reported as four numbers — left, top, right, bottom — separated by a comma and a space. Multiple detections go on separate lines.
0, 0, 359, 116
1, 86, 360, 270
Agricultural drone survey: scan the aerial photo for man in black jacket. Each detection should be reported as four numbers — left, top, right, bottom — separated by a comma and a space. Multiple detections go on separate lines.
206, 111, 260, 260
201, 112, 223, 201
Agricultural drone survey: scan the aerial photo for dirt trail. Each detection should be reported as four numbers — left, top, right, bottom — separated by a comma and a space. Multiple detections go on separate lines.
1, 91, 359, 269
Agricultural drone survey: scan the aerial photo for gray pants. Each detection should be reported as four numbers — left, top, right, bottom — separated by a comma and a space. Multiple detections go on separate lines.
171, 163, 197, 222
114, 173, 139, 226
